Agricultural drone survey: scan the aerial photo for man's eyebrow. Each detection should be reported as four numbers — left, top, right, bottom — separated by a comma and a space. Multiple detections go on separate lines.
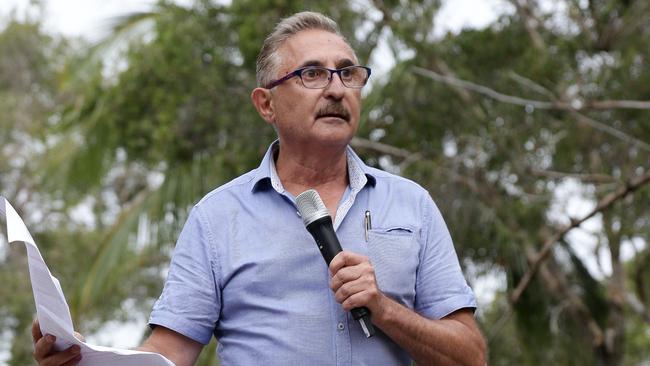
336, 59, 355, 68
297, 58, 357, 69
298, 60, 324, 68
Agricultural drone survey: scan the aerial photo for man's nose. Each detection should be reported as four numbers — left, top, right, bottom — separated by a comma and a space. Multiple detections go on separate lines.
323, 72, 345, 100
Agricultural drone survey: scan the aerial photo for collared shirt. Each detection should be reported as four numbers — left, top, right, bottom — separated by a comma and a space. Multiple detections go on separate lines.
149, 142, 476, 366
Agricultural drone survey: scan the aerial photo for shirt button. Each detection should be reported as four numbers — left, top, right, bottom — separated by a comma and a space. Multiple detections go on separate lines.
337, 322, 345, 331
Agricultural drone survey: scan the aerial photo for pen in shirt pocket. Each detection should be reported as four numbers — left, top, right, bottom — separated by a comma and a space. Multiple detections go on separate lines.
364, 210, 372, 242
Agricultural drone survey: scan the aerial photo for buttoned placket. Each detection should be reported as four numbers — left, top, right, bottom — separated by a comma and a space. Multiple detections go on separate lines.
268, 144, 368, 365
333, 302, 352, 366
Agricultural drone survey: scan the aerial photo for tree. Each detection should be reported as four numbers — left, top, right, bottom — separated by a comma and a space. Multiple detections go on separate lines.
2, 0, 649, 365
356, 0, 650, 364
0, 17, 75, 365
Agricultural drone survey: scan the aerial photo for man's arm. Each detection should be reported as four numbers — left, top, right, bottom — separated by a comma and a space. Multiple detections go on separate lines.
373, 301, 485, 365
329, 251, 487, 366
138, 326, 204, 366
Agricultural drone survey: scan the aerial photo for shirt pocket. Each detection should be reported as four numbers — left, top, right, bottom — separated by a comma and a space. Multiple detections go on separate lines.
367, 226, 419, 308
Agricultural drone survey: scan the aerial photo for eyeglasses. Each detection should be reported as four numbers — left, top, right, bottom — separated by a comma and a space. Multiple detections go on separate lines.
265, 65, 372, 89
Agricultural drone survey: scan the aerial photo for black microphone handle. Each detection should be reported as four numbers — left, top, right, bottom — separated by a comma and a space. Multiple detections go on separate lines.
305, 217, 374, 328
305, 216, 343, 264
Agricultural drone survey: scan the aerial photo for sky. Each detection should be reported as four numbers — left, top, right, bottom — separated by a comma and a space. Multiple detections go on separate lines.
0, 0, 514, 93
1, 0, 511, 41
0, 0, 514, 356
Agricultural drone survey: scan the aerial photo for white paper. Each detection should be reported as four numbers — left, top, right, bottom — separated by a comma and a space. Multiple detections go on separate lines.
1, 197, 175, 366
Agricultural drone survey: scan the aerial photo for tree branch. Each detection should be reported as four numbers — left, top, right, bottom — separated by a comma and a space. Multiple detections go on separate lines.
371, 1, 478, 106
626, 291, 650, 324
528, 168, 617, 184
534, 247, 605, 346
508, 71, 556, 99
567, 0, 595, 42
507, 72, 650, 110
413, 66, 650, 111
489, 244, 607, 347
568, 110, 650, 152
351, 136, 420, 160
350, 137, 490, 193
586, 100, 650, 109
509, 0, 546, 50
413, 66, 557, 109
412, 66, 650, 152
370, 0, 392, 25
510, 169, 650, 305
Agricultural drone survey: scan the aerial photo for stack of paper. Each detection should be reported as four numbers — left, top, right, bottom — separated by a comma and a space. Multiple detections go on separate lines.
1, 197, 175, 366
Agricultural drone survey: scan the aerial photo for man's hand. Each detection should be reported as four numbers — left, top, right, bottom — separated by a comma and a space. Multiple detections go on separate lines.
329, 251, 387, 315
32, 319, 84, 366
329, 251, 487, 365
32, 317, 203, 366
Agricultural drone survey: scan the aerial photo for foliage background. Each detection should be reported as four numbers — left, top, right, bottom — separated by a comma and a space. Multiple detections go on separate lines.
1, 0, 649, 365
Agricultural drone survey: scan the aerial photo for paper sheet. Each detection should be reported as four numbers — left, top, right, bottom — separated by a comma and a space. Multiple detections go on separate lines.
1, 197, 175, 366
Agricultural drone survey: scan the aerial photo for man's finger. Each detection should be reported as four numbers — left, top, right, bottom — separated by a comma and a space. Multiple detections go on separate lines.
329, 251, 368, 275
33, 334, 56, 361
74, 331, 85, 342
41, 345, 81, 366
334, 280, 369, 304
330, 265, 363, 292
341, 291, 374, 311
32, 318, 43, 344
61, 353, 83, 366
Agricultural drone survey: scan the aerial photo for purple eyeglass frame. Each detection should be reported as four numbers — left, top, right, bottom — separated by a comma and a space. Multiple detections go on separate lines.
264, 65, 372, 89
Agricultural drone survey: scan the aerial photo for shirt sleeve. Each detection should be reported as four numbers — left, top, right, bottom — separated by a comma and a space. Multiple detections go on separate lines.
148, 205, 221, 344
414, 194, 477, 319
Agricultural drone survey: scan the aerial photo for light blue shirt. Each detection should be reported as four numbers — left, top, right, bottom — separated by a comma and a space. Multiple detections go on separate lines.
149, 142, 476, 365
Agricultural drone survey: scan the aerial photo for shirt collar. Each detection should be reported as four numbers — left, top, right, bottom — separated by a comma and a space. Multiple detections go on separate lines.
250, 140, 376, 193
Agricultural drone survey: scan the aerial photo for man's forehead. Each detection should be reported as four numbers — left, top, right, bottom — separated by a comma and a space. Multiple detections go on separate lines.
278, 29, 357, 71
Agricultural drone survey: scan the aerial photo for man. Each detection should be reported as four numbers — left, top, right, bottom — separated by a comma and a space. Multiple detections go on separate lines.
33, 11, 486, 365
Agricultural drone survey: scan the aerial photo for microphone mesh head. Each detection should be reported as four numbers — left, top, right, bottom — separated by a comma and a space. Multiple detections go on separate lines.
296, 189, 329, 226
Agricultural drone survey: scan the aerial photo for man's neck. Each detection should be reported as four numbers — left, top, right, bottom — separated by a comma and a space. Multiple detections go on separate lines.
275, 143, 349, 218
276, 144, 348, 192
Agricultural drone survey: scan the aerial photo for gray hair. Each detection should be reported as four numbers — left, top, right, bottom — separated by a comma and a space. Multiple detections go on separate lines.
255, 11, 353, 88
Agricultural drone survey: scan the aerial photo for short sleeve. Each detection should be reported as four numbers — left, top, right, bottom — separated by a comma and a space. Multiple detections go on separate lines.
148, 205, 221, 344
414, 194, 477, 319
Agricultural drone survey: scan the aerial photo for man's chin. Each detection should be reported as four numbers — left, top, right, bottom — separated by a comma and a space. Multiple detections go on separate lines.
314, 130, 356, 148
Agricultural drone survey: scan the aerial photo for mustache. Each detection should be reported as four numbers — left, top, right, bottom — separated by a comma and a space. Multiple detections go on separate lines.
315, 102, 350, 121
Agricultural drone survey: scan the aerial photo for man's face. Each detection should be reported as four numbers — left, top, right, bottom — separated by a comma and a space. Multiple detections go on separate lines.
269, 29, 362, 150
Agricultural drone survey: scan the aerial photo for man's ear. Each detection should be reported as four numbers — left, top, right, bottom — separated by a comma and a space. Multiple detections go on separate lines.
251, 87, 275, 125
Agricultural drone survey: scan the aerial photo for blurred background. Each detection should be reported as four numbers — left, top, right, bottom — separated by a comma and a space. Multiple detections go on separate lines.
1, 0, 649, 365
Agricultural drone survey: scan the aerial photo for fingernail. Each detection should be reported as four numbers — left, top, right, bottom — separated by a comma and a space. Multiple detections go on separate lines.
46, 335, 56, 342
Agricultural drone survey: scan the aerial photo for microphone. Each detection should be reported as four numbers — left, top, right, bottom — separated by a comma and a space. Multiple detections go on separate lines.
296, 189, 375, 338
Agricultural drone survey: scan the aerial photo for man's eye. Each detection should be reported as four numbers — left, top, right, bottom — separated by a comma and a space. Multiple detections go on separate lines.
303, 69, 322, 79
340, 69, 352, 79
